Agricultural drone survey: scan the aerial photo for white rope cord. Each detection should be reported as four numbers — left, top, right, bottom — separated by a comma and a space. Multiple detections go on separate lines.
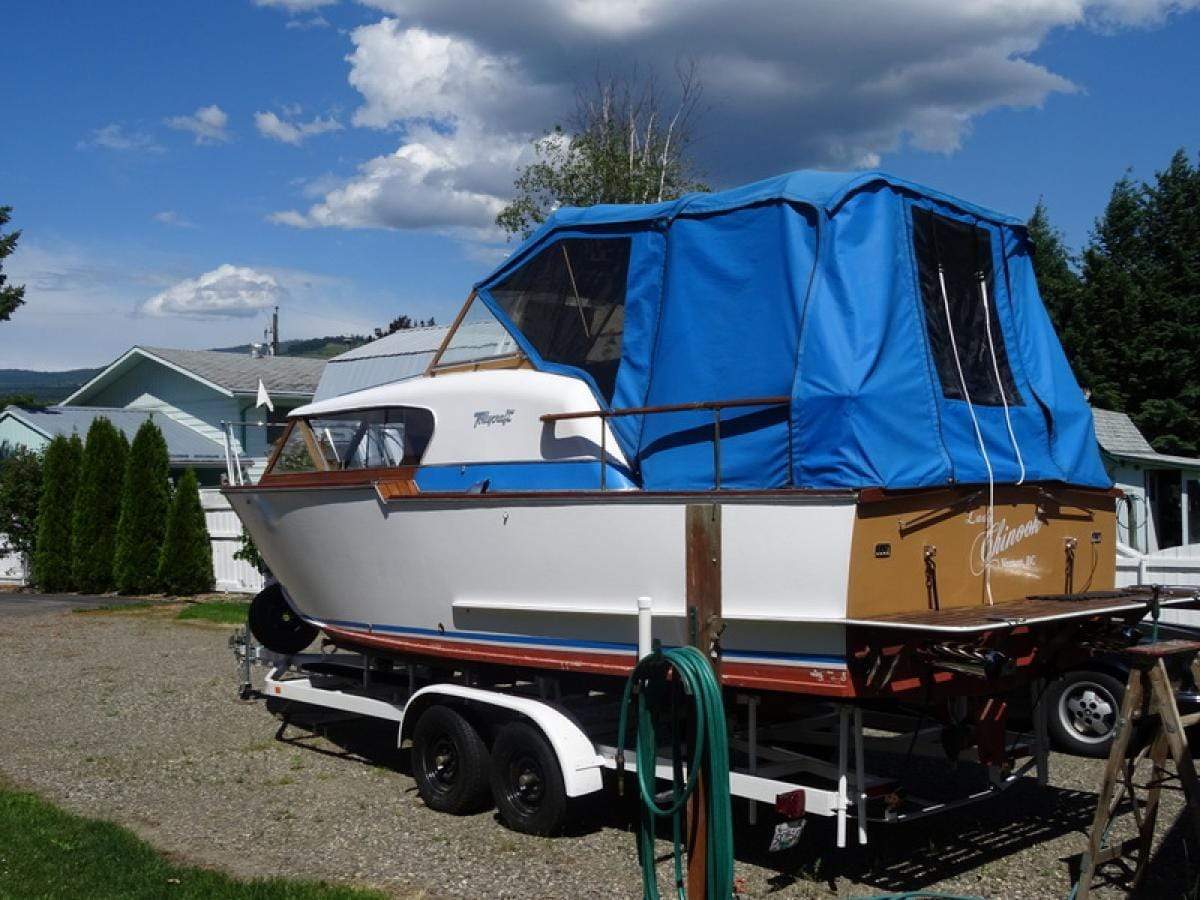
938, 265, 997, 606
979, 274, 1026, 485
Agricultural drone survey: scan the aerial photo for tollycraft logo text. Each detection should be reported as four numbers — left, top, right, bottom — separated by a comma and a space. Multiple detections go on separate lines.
474, 409, 515, 428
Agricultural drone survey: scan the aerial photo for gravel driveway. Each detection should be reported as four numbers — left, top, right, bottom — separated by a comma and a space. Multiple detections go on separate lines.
0, 599, 1196, 898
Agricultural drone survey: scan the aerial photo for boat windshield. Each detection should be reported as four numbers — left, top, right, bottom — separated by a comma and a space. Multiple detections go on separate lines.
487, 237, 630, 402
267, 407, 434, 475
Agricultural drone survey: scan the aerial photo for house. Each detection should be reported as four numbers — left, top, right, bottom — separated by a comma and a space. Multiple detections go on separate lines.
1092, 407, 1200, 555
63, 346, 325, 482
0, 345, 326, 592
0, 406, 228, 474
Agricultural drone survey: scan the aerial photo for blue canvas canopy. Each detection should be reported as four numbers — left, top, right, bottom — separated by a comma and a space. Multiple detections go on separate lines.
472, 170, 1109, 492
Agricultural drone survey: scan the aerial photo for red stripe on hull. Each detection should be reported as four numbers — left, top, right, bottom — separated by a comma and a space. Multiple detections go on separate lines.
322, 626, 854, 698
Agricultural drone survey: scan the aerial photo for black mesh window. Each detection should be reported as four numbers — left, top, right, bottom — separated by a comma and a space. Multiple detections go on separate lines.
912, 208, 1022, 407
488, 237, 631, 402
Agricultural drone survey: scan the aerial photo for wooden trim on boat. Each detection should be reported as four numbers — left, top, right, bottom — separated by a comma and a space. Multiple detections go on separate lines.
426, 290, 474, 374
262, 418, 295, 474
257, 466, 417, 489
429, 354, 530, 376
298, 420, 331, 472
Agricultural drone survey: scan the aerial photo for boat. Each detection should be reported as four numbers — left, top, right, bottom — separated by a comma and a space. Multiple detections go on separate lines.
225, 170, 1197, 701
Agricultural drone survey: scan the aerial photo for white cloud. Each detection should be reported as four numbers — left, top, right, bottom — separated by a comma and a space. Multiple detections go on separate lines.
285, 15, 330, 29
165, 104, 232, 145
254, 0, 336, 11
254, 109, 343, 145
78, 123, 163, 153
276, 0, 1199, 239
152, 210, 196, 228
352, 0, 1199, 174
271, 120, 526, 237
141, 265, 284, 318
346, 21, 562, 132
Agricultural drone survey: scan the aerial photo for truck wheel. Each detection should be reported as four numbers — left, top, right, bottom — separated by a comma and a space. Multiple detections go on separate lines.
248, 583, 318, 655
490, 721, 568, 835
412, 706, 491, 815
1046, 670, 1125, 758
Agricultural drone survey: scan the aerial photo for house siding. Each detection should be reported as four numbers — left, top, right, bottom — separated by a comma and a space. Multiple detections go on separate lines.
80, 360, 245, 452
0, 416, 49, 453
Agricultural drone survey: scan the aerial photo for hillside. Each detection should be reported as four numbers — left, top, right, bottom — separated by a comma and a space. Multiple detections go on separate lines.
0, 336, 370, 407
213, 335, 371, 359
0, 368, 101, 405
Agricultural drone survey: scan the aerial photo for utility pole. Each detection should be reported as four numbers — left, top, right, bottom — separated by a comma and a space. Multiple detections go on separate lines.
271, 306, 280, 357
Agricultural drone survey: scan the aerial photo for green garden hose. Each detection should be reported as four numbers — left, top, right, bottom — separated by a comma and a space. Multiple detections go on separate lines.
617, 645, 735, 899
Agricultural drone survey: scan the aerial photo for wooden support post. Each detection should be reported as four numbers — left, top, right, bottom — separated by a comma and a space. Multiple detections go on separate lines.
685, 503, 721, 900
1076, 639, 1200, 899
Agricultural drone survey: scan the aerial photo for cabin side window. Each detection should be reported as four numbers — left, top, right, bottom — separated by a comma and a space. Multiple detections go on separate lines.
270, 421, 323, 474
308, 407, 435, 470
488, 237, 631, 403
265, 408, 434, 475
911, 208, 1022, 407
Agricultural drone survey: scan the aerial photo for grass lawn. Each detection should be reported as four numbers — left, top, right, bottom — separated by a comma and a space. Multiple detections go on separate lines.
0, 784, 386, 899
176, 600, 250, 625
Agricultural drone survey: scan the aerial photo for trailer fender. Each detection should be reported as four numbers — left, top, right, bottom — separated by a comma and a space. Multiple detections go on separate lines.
399, 685, 605, 797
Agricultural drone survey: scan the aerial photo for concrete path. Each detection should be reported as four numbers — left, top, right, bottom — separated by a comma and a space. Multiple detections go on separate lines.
0, 591, 138, 617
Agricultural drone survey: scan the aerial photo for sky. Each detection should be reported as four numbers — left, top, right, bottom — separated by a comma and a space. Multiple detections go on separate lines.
1, 0, 1198, 370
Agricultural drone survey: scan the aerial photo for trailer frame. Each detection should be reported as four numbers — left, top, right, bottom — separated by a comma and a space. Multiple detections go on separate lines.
232, 625, 1051, 849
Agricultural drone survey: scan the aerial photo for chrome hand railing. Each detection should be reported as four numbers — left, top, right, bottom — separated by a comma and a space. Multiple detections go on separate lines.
540, 395, 790, 491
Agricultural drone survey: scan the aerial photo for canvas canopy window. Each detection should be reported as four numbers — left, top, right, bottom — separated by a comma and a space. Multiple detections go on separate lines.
488, 237, 631, 402
468, 170, 1109, 492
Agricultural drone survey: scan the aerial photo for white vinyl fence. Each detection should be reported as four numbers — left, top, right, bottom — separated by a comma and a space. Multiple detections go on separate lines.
201, 489, 265, 594
1116, 544, 1200, 627
0, 535, 26, 585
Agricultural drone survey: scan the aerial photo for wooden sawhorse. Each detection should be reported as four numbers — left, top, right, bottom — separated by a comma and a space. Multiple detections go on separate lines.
1075, 639, 1200, 898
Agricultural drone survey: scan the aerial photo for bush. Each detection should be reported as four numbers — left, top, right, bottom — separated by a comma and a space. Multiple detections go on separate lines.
32, 434, 81, 591
157, 468, 213, 595
0, 444, 42, 562
71, 419, 128, 593
113, 420, 170, 594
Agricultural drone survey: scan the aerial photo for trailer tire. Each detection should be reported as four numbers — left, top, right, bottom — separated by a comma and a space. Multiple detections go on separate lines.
248, 583, 318, 655
412, 705, 491, 815
490, 721, 568, 836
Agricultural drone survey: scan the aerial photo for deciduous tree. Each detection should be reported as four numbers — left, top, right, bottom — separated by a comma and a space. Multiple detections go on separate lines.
496, 64, 708, 239
0, 444, 42, 566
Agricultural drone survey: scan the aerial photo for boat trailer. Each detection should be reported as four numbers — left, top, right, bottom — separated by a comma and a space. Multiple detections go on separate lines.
232, 617, 1053, 853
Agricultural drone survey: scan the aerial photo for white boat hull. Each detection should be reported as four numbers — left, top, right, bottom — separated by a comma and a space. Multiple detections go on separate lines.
229, 487, 859, 694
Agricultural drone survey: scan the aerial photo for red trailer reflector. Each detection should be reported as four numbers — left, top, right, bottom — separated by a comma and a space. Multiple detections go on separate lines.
774, 789, 806, 819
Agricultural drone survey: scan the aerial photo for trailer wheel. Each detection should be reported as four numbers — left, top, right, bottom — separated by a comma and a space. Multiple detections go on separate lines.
412, 705, 491, 815
490, 721, 568, 835
248, 583, 318, 655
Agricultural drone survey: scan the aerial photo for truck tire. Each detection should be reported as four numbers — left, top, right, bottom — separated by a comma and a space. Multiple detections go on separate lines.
248, 583, 318, 655
1045, 669, 1125, 758
412, 705, 491, 815
490, 721, 568, 835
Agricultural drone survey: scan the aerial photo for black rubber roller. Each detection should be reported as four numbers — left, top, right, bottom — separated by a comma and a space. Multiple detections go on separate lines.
248, 582, 318, 655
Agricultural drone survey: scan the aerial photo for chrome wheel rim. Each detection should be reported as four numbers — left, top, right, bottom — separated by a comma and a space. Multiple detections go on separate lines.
1059, 680, 1118, 744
